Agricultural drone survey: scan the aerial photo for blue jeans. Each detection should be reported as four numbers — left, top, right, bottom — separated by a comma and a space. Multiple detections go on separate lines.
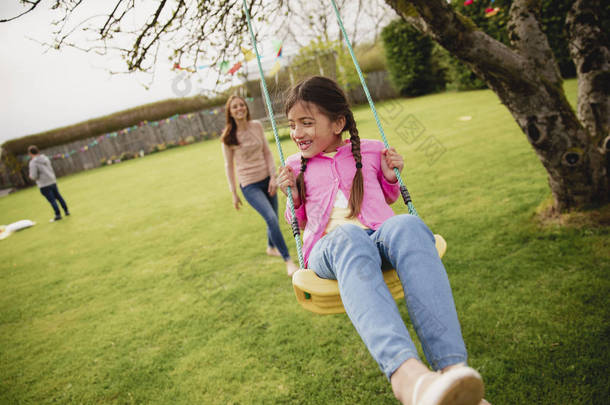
308, 214, 467, 379
39, 183, 69, 217
240, 177, 291, 261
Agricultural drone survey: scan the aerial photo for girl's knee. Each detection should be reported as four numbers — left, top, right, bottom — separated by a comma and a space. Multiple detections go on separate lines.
384, 215, 433, 240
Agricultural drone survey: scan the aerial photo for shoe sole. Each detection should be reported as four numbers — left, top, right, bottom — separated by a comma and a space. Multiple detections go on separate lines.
438, 375, 484, 405
419, 367, 484, 405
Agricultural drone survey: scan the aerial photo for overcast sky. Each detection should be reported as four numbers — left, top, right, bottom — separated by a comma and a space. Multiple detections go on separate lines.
0, 1, 393, 146
0, 2, 282, 145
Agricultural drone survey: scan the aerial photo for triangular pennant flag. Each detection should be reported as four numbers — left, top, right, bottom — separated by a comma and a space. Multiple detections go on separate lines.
272, 39, 282, 56
241, 46, 255, 62
269, 60, 281, 76
228, 62, 242, 75
219, 61, 230, 74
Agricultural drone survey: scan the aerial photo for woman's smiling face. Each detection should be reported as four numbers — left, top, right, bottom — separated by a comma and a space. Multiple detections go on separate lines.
287, 101, 345, 159
229, 97, 249, 121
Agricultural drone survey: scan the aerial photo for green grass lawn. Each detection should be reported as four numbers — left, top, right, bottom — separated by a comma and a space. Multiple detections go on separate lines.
1, 80, 608, 404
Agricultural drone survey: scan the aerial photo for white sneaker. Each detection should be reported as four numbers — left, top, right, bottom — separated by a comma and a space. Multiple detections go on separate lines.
413, 367, 484, 405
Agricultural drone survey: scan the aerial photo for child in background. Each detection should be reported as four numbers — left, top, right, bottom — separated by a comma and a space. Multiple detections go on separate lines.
277, 76, 487, 405
28, 145, 70, 222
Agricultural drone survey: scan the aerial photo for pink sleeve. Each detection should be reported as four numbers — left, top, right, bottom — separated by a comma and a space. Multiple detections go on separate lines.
284, 197, 307, 229
380, 175, 401, 204
283, 157, 307, 229
375, 144, 400, 203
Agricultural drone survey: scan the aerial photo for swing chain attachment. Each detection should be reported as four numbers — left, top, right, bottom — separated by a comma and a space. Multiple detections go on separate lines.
291, 217, 300, 238
330, 0, 418, 216
242, 0, 305, 269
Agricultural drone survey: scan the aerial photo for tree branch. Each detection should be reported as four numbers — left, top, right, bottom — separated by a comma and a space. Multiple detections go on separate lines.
566, 0, 610, 142
133, 0, 186, 71
128, 0, 168, 70
100, 0, 127, 36
0, 0, 42, 23
386, 0, 530, 89
507, 0, 562, 87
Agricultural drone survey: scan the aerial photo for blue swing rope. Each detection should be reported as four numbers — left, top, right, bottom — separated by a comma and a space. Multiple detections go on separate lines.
242, 0, 305, 269
242, 0, 420, 270
329, 0, 418, 217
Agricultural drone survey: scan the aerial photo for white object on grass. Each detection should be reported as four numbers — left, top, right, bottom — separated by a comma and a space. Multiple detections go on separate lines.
0, 220, 36, 240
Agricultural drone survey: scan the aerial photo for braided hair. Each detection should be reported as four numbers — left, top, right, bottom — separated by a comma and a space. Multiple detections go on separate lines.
284, 76, 364, 218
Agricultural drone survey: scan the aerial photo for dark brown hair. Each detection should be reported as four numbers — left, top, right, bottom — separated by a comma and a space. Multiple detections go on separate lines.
284, 76, 364, 218
28, 145, 39, 155
220, 95, 251, 146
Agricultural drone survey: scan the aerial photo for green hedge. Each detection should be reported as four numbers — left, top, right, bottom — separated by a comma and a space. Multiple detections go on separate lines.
1, 95, 226, 157
381, 19, 446, 96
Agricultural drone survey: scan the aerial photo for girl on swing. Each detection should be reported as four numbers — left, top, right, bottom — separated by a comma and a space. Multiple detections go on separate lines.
277, 76, 488, 405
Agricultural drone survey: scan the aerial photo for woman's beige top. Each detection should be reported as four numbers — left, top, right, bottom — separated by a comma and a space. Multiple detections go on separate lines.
229, 120, 276, 187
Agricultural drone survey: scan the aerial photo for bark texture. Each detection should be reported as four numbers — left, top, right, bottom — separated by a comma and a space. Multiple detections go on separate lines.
387, 0, 609, 212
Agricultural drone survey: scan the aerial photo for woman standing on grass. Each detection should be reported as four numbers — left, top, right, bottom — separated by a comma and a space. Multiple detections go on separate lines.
221, 95, 298, 276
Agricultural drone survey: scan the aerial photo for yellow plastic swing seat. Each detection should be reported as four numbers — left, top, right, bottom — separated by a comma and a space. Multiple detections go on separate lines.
292, 234, 447, 315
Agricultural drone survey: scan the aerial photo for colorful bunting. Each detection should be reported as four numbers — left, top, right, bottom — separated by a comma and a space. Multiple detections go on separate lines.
44, 111, 228, 162
172, 63, 196, 73
241, 46, 255, 62
228, 62, 242, 75
219, 61, 230, 74
172, 40, 282, 77
272, 39, 283, 57
268, 60, 281, 76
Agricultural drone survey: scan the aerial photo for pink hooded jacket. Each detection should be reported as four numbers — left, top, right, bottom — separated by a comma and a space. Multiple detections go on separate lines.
285, 139, 400, 265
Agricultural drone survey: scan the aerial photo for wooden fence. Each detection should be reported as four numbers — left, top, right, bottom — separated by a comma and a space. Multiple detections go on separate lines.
0, 106, 228, 189
0, 71, 397, 190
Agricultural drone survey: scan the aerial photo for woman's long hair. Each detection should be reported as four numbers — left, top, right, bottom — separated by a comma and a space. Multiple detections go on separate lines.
284, 76, 364, 218
220, 95, 251, 146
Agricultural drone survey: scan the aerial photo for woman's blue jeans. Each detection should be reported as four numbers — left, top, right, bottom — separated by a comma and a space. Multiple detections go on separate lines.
308, 214, 467, 379
240, 177, 291, 261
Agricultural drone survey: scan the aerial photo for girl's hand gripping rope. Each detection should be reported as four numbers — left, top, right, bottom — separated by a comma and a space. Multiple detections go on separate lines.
277, 166, 301, 209
381, 147, 404, 183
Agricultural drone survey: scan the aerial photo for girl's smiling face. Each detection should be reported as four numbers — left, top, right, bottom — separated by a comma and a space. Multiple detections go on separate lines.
229, 97, 249, 121
287, 101, 345, 158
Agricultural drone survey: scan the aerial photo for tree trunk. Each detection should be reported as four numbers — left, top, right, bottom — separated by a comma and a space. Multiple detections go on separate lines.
386, 0, 609, 212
